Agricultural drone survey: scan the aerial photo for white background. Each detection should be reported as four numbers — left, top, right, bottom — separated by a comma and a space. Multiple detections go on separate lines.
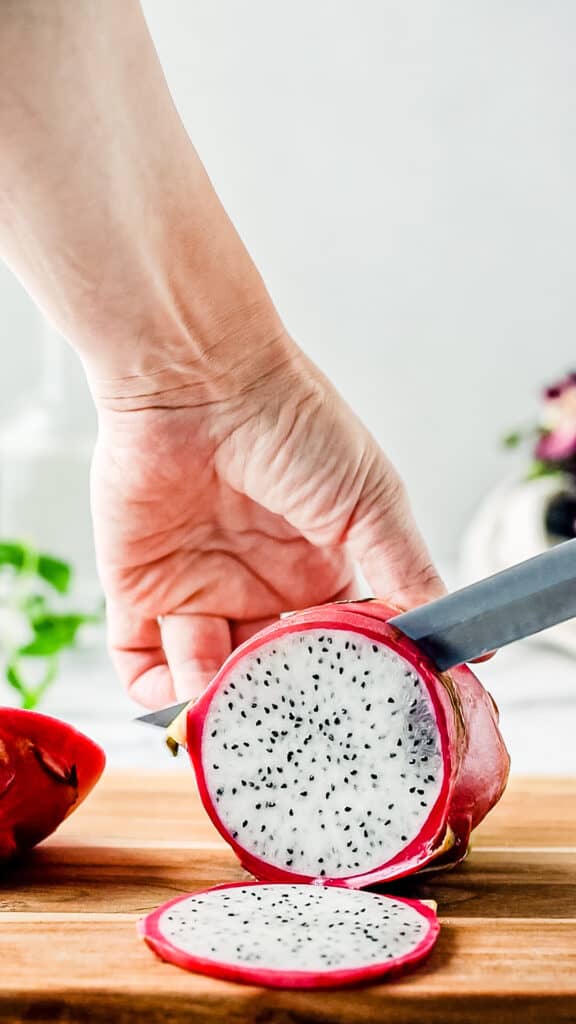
1, 1, 576, 561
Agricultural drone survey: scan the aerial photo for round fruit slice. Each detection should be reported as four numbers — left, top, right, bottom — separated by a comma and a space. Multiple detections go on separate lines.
185, 602, 509, 886
139, 882, 439, 989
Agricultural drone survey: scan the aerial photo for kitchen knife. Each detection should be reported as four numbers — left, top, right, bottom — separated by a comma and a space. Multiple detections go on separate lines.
137, 538, 576, 727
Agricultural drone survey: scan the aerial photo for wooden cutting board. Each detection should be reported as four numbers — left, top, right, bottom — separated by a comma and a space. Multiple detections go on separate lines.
1, 773, 575, 1023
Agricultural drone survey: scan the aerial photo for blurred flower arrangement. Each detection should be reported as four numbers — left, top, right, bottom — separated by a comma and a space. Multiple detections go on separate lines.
460, 369, 576, 654
0, 541, 101, 709
504, 372, 576, 541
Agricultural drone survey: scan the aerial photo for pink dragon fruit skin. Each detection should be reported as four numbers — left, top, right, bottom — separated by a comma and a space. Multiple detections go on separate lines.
186, 601, 510, 887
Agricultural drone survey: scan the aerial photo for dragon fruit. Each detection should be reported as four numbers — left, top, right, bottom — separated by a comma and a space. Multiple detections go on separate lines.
183, 601, 509, 886
140, 882, 439, 988
0, 708, 105, 861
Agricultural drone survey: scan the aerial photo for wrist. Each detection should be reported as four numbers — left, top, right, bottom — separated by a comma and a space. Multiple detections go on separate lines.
87, 310, 292, 413
71, 177, 289, 411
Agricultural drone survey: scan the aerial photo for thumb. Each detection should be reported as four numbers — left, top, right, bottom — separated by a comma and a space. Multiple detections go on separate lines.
346, 459, 445, 609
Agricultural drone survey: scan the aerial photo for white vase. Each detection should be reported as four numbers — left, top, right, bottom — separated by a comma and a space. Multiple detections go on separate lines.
459, 473, 576, 655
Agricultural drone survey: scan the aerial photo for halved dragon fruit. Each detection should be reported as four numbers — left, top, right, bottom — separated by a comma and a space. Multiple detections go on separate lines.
140, 882, 439, 988
0, 708, 106, 861
184, 601, 510, 886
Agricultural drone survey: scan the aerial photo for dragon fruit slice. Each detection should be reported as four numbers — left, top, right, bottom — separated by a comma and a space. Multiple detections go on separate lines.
185, 601, 509, 886
140, 882, 439, 988
0, 708, 106, 861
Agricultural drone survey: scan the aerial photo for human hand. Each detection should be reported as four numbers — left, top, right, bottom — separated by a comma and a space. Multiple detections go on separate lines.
92, 337, 444, 708
0, 1, 443, 708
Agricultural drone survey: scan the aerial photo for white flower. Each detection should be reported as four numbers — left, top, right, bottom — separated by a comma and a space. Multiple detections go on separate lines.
541, 387, 576, 432
0, 606, 34, 654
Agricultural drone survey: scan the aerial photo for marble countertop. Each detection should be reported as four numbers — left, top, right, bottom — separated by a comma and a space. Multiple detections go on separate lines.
34, 632, 576, 776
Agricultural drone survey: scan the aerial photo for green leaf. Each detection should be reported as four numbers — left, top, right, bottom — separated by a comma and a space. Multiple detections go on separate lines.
502, 431, 523, 449
0, 541, 27, 571
37, 555, 72, 594
6, 656, 59, 709
6, 662, 27, 700
525, 461, 562, 481
19, 613, 92, 656
0, 542, 71, 593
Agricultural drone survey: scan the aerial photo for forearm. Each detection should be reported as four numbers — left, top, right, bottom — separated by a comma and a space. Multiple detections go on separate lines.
0, 0, 284, 402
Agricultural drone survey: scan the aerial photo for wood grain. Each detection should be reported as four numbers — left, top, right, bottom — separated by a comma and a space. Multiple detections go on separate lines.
1, 773, 575, 1023
0, 917, 575, 1023
1, 845, 574, 919
472, 776, 576, 848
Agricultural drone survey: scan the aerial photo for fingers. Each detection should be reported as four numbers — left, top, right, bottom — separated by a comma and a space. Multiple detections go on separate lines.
229, 580, 362, 648
346, 461, 446, 610
230, 617, 277, 648
107, 603, 176, 709
161, 613, 232, 701
107, 604, 233, 708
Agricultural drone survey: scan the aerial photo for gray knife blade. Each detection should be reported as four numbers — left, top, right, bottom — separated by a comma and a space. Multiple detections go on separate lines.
390, 536, 576, 669
136, 700, 190, 728
136, 538, 576, 727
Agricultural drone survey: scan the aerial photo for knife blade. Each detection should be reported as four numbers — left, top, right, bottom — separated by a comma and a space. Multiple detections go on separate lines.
390, 536, 576, 669
136, 700, 190, 729
136, 538, 576, 727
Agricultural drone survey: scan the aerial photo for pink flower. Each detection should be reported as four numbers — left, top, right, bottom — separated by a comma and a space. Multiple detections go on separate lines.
536, 372, 576, 462
536, 429, 576, 461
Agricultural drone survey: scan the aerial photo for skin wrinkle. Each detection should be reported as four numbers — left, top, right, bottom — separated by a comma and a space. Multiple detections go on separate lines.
114, 533, 336, 618
93, 329, 289, 412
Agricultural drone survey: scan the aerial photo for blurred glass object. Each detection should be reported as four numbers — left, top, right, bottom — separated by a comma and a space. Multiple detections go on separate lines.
0, 318, 97, 599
